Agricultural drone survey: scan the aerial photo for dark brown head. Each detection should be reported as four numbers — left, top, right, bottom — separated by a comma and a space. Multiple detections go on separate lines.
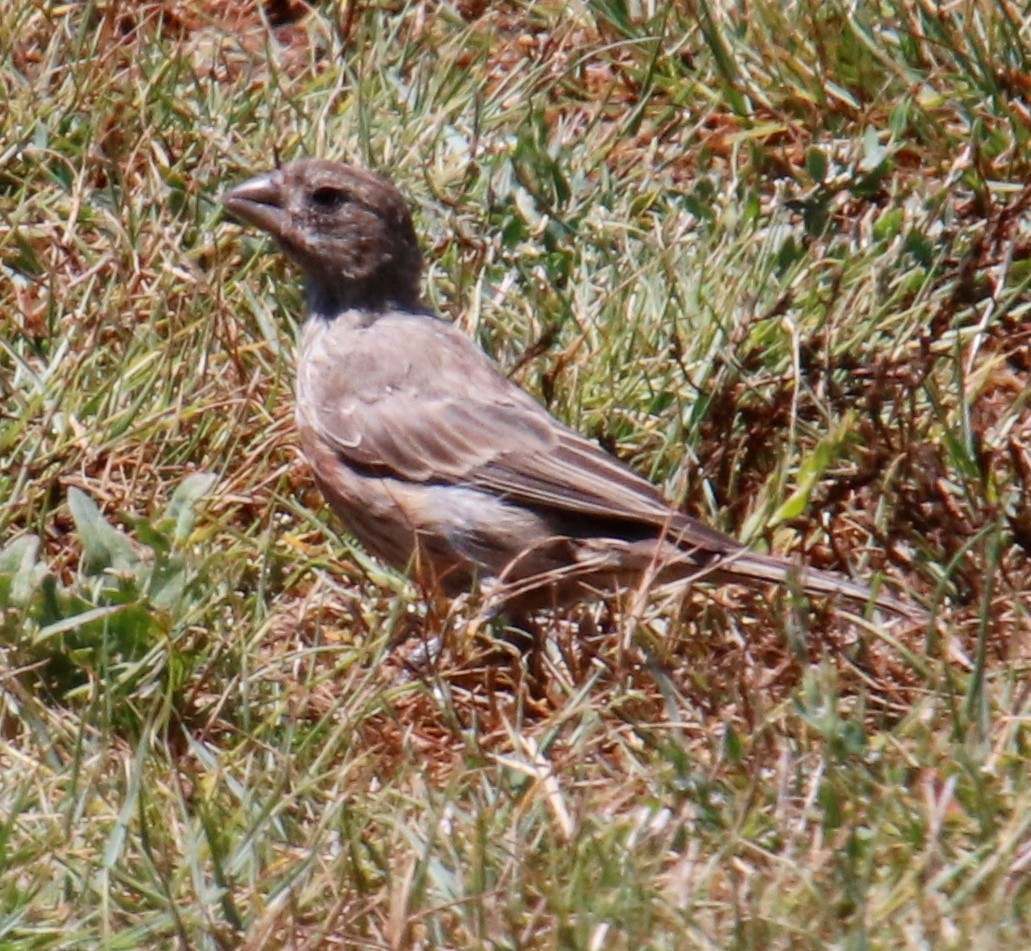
222, 158, 423, 313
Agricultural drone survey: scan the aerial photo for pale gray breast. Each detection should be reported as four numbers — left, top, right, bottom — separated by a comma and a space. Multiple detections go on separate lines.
295, 310, 414, 438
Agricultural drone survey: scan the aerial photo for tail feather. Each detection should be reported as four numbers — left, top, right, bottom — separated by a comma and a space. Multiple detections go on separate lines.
719, 547, 925, 621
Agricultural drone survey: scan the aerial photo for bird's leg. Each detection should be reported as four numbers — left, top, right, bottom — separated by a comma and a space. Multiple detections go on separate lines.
496, 613, 539, 653
478, 612, 543, 694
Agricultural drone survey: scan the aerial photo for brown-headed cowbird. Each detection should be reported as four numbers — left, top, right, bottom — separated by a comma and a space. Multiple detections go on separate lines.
223, 159, 924, 621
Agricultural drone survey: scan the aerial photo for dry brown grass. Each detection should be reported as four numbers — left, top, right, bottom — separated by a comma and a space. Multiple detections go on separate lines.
2, 0, 1031, 947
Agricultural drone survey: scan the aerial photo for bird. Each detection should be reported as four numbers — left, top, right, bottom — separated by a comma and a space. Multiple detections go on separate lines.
222, 158, 925, 623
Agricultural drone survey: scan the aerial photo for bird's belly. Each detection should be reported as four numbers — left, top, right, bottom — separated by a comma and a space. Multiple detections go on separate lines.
297, 424, 565, 594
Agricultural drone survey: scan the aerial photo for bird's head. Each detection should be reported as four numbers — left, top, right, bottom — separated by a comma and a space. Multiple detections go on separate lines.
223, 158, 423, 314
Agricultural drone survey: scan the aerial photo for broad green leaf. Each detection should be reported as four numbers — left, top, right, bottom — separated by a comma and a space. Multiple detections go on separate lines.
67, 488, 138, 577
0, 534, 41, 606
165, 472, 217, 543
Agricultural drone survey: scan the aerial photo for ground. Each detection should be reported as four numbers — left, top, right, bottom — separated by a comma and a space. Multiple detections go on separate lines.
1, 0, 1030, 947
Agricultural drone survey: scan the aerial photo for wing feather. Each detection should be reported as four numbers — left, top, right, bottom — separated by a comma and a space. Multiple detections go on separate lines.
306, 311, 735, 548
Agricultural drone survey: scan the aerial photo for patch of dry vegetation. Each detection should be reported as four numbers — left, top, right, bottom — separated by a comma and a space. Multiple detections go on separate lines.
2, 0, 1030, 947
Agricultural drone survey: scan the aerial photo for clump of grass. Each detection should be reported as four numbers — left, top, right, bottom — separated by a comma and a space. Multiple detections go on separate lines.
1, 0, 1030, 946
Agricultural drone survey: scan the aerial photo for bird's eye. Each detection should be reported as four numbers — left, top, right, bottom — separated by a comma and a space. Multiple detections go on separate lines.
311, 186, 349, 210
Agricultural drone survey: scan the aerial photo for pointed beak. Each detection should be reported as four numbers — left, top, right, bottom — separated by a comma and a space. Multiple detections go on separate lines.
222, 169, 287, 236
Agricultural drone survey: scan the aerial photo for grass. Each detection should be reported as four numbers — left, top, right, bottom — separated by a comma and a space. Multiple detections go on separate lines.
1, 0, 1030, 946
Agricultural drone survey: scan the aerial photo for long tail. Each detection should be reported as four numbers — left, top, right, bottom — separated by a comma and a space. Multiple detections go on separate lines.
712, 546, 926, 621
